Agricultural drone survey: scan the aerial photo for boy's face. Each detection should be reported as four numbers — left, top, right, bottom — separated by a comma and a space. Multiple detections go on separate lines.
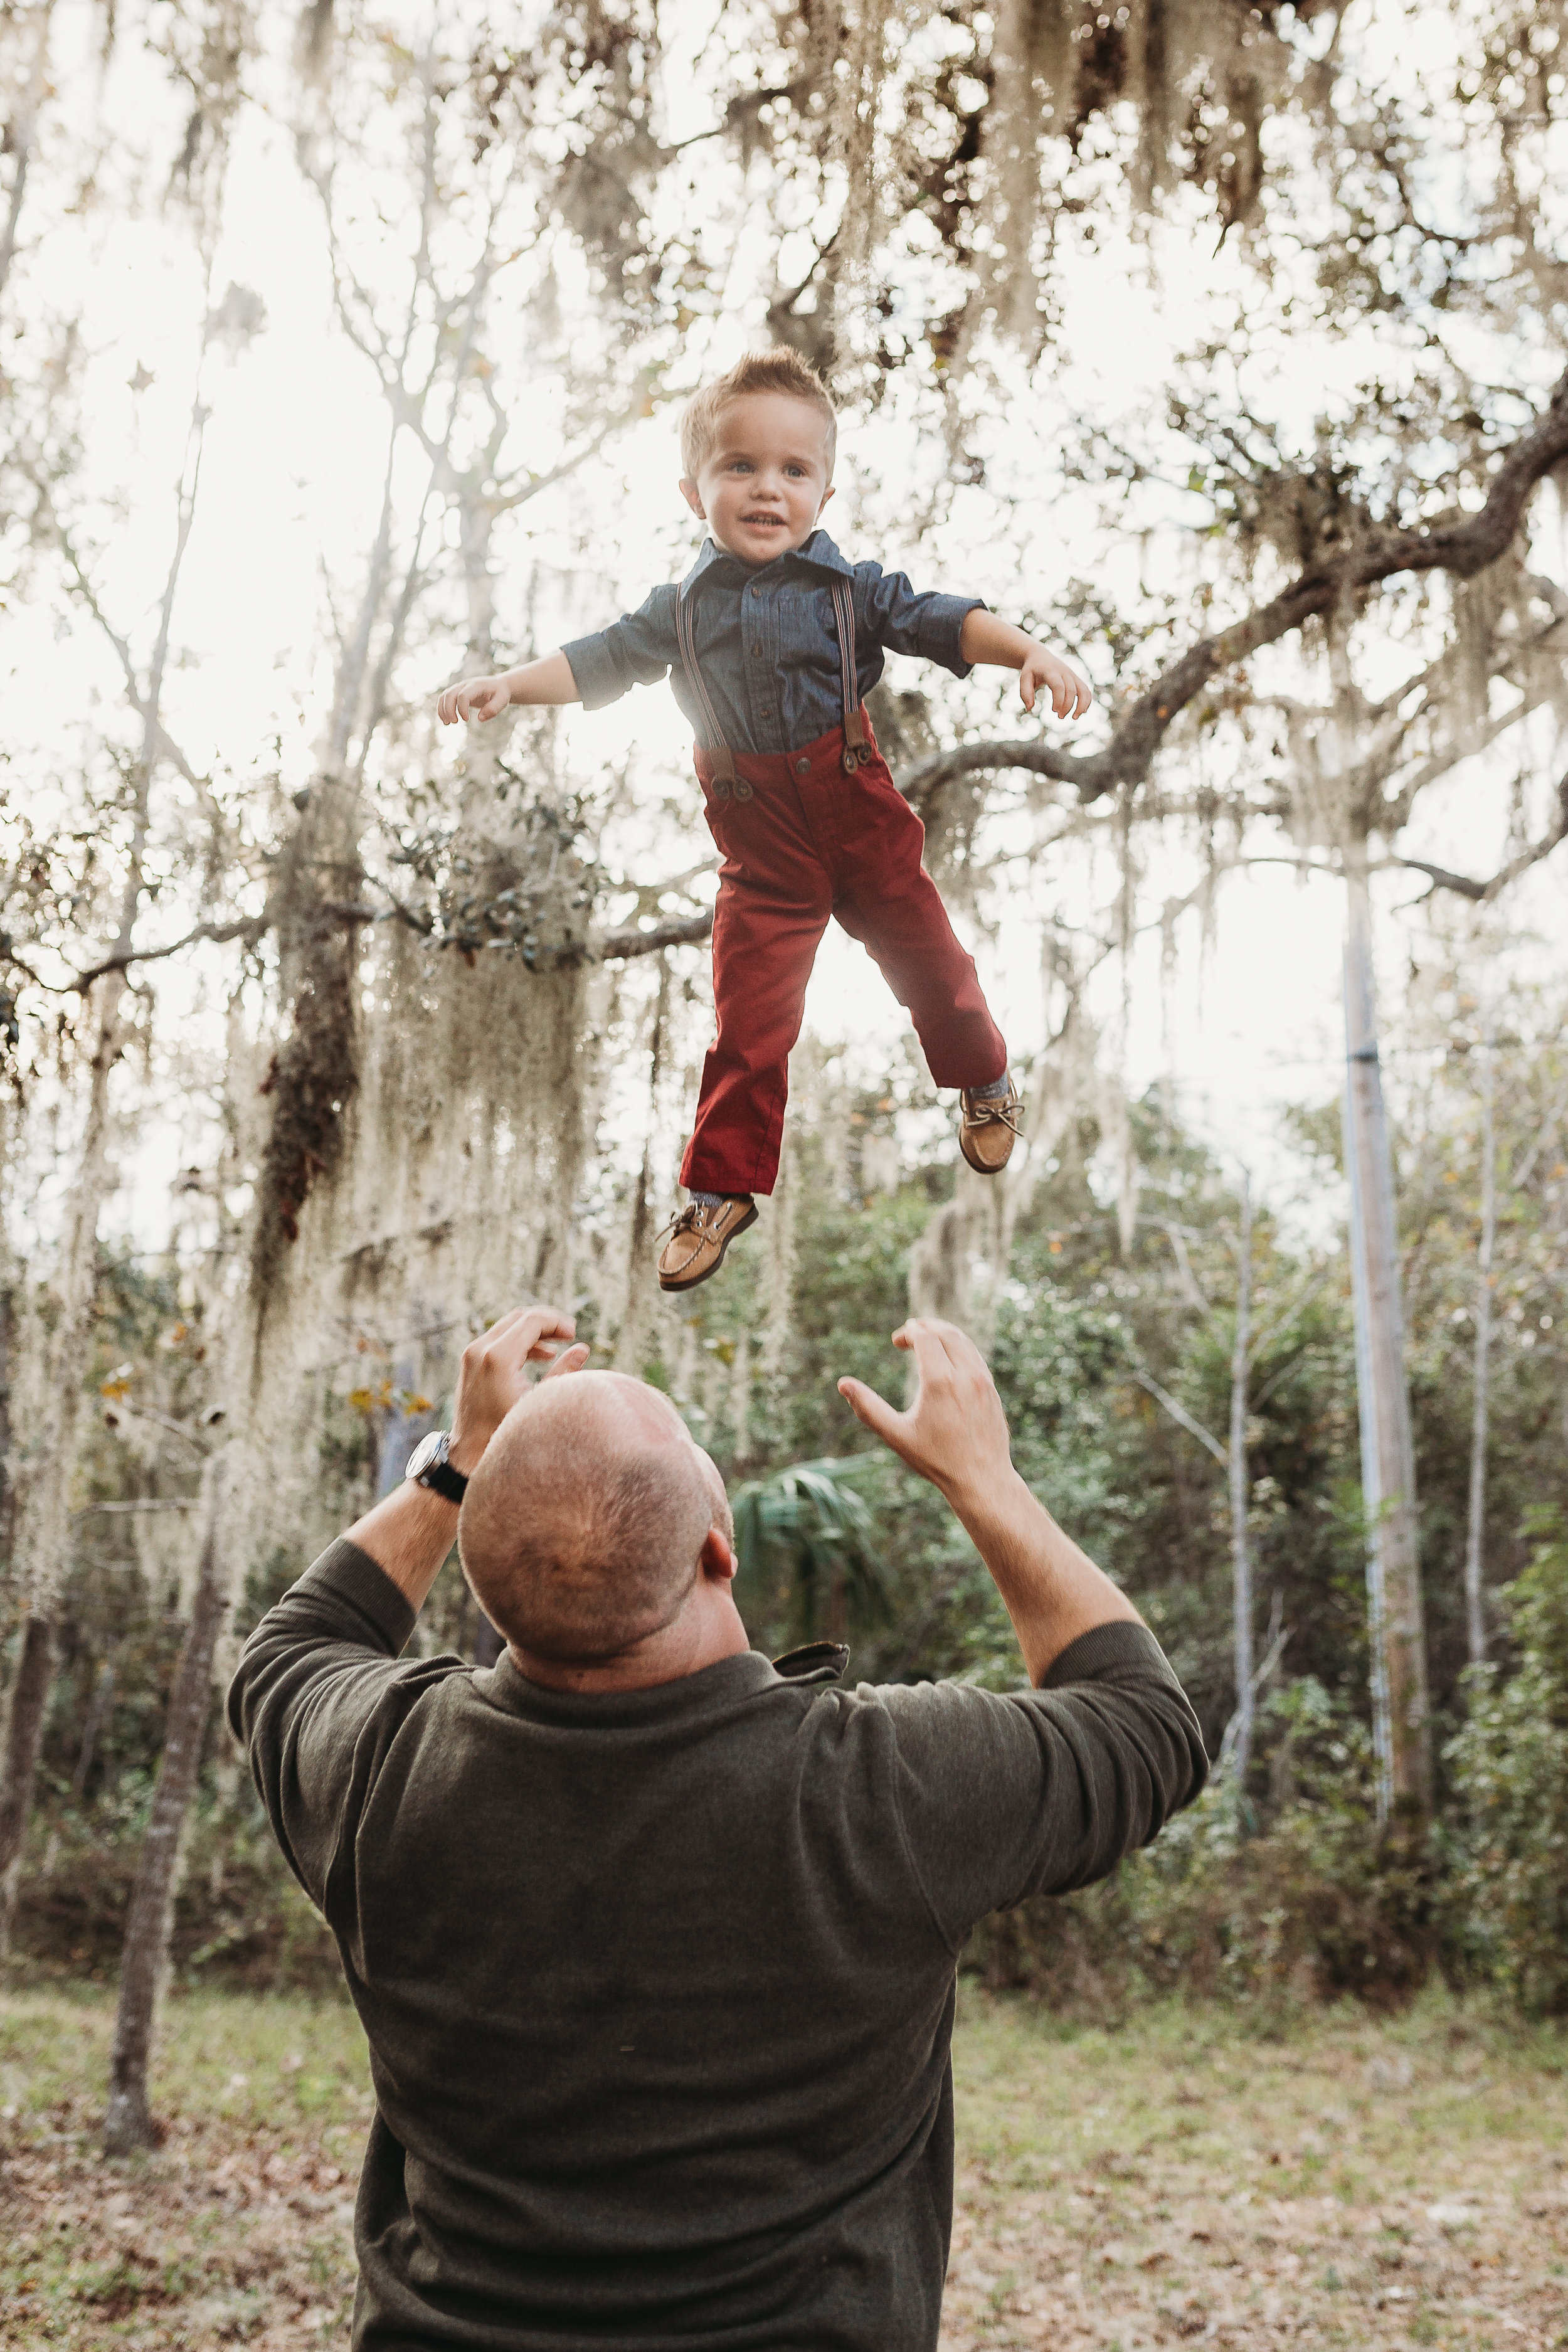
679, 391, 835, 568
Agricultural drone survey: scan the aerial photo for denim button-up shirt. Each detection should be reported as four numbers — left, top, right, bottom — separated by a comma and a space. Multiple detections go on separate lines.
560, 530, 984, 757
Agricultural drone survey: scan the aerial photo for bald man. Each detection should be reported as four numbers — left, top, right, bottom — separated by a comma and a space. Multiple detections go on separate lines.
230, 1303, 1206, 2352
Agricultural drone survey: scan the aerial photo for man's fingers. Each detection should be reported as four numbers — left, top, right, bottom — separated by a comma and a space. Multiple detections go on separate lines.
837, 1376, 905, 1447
520, 1308, 576, 1360
908, 1315, 994, 1386
899, 1317, 965, 1387
472, 1304, 576, 1365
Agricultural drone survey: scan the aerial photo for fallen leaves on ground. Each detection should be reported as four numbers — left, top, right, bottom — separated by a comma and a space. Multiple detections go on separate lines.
1, 1981, 1564, 2347
940, 1988, 1568, 2349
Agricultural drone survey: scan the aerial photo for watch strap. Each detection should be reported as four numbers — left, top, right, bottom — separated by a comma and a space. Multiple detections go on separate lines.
418, 1456, 469, 1505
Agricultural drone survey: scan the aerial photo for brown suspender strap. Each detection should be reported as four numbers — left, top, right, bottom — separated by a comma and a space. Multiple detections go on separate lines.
673, 591, 748, 802
830, 579, 871, 774
677, 573, 868, 793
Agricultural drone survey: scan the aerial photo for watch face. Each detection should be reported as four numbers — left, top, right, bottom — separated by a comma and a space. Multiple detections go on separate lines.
405, 1430, 447, 1481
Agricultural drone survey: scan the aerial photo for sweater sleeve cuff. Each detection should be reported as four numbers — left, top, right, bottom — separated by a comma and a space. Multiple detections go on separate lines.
559, 630, 625, 712
921, 594, 987, 678
293, 1538, 418, 1657
1038, 1619, 1179, 1692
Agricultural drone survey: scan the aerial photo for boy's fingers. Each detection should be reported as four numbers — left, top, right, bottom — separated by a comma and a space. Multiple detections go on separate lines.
539, 1342, 591, 1382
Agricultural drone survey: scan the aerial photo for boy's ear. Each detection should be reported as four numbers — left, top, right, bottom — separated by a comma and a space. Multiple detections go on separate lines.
817, 482, 836, 515
679, 476, 706, 521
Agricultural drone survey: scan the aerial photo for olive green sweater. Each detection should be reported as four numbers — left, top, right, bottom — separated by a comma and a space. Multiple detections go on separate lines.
228, 1540, 1206, 2350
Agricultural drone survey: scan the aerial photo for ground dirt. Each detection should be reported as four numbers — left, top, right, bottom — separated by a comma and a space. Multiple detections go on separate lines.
0, 1981, 1564, 2348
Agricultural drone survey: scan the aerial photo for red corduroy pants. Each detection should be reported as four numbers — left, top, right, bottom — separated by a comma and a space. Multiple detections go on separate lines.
679, 716, 1008, 1198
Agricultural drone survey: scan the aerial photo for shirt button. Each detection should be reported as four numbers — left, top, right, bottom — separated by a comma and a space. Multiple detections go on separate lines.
752, 642, 762, 654
796, 756, 809, 775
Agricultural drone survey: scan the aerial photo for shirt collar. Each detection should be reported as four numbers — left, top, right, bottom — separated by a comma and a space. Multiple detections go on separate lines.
678, 528, 852, 598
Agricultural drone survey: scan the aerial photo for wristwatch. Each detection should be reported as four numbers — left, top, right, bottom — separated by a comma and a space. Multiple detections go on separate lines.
406, 1429, 469, 1505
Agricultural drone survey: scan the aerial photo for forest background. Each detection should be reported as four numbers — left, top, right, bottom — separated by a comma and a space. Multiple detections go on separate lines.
1, 0, 1567, 2161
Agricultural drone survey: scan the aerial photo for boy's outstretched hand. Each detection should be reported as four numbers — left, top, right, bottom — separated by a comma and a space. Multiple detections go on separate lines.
438, 674, 513, 726
1019, 645, 1093, 720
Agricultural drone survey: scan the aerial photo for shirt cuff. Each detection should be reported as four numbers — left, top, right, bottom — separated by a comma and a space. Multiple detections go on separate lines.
919, 594, 988, 679
292, 1537, 418, 1657
1038, 1619, 1179, 1691
559, 630, 627, 713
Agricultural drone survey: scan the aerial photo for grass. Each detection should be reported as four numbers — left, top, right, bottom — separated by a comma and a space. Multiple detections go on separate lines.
945, 1984, 1568, 2348
0, 1978, 1564, 2347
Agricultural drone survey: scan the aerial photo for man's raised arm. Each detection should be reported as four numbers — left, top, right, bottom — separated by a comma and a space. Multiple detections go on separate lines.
839, 1318, 1207, 1936
839, 1318, 1141, 1686
226, 1306, 588, 1907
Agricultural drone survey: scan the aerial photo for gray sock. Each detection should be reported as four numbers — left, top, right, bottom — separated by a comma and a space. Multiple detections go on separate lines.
972, 1075, 1011, 1100
688, 1190, 726, 1207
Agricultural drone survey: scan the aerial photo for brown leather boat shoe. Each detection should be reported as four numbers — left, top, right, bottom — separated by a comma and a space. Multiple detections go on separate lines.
958, 1084, 1023, 1175
657, 1195, 758, 1291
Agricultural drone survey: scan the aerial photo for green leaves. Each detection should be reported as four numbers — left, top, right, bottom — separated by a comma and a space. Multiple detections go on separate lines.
1446, 1510, 1568, 2016
731, 1456, 888, 1648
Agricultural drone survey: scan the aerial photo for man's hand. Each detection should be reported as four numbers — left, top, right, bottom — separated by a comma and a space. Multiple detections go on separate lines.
837, 1319, 1010, 1510
438, 672, 514, 726
340, 1305, 586, 1611
839, 1318, 1138, 1682
1019, 644, 1092, 720
450, 1306, 588, 1475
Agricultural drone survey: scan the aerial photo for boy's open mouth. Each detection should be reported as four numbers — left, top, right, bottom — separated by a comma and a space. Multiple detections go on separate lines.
741, 512, 787, 528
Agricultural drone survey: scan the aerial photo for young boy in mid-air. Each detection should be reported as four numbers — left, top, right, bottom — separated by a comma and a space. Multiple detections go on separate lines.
438, 347, 1092, 1293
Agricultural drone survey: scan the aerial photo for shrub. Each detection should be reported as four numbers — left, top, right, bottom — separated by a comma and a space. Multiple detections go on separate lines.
1446, 1510, 1568, 2016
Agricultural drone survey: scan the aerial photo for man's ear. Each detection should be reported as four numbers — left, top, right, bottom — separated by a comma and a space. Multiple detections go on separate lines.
699, 1525, 738, 1583
679, 476, 706, 521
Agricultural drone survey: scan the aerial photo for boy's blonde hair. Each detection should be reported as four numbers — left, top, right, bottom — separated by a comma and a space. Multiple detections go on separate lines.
679, 347, 837, 480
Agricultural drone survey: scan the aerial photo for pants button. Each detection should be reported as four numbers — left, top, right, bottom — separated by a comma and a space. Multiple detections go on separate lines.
795, 756, 809, 775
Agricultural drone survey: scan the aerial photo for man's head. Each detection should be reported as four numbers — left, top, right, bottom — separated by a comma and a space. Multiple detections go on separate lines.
458, 1371, 732, 1665
679, 347, 837, 568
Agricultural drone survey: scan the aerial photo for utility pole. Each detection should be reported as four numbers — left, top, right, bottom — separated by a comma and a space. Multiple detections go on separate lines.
1228, 1174, 1256, 1789
1463, 1033, 1496, 1665
1341, 852, 1432, 1836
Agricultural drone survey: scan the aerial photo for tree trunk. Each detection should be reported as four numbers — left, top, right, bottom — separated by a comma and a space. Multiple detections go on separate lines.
1463, 1034, 1496, 1666
0, 1613, 56, 1955
1341, 857, 1431, 1836
0, 0, 56, 302
0, 986, 122, 1949
102, 1519, 226, 2155
1227, 1175, 1256, 1789
0, 342, 213, 1946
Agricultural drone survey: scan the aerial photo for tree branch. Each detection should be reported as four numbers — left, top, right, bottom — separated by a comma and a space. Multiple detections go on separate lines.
67, 914, 268, 992
1393, 768, 1568, 900
896, 365, 1568, 813
590, 909, 714, 961
1133, 1369, 1229, 1466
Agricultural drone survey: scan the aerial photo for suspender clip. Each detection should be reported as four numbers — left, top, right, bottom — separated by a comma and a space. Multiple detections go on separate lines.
840, 704, 872, 775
